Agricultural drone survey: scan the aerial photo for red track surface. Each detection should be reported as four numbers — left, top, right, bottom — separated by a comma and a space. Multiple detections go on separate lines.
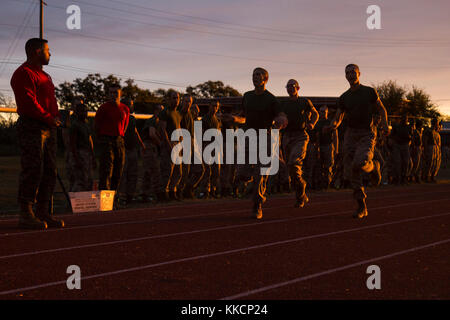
0, 183, 449, 300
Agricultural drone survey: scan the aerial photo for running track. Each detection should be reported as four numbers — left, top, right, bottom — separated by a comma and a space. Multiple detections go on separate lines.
0, 183, 449, 300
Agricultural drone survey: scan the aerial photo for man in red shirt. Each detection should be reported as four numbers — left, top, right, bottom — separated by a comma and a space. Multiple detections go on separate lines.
10, 38, 64, 229
94, 84, 130, 192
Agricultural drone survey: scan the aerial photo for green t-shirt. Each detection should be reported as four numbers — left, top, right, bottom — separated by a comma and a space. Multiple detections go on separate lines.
70, 119, 91, 150
202, 113, 221, 131
339, 85, 379, 130
242, 90, 280, 129
124, 115, 137, 150
180, 109, 195, 135
280, 97, 314, 132
315, 118, 333, 145
160, 107, 182, 137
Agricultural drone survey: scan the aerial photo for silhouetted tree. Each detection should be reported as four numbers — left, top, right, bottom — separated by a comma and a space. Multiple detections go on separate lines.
186, 80, 241, 98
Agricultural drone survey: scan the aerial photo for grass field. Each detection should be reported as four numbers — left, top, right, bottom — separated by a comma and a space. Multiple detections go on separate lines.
1, 155, 449, 216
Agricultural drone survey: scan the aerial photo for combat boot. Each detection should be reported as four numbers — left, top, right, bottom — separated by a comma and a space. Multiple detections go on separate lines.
183, 186, 195, 199
155, 191, 168, 203
353, 198, 368, 219
252, 202, 263, 220
370, 160, 381, 187
18, 203, 47, 230
125, 194, 133, 206
35, 203, 64, 228
175, 189, 184, 200
294, 194, 309, 208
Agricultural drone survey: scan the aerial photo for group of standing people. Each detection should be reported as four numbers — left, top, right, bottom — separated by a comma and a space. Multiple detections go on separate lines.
10, 38, 444, 230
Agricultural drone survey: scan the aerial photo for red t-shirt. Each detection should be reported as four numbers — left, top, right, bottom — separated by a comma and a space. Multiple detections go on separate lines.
94, 101, 130, 137
10, 62, 60, 127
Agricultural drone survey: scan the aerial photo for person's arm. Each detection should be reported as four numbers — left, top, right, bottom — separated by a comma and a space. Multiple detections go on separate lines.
374, 98, 389, 135
135, 127, 146, 150
70, 128, 80, 168
333, 128, 339, 156
149, 126, 161, 146
159, 120, 173, 149
327, 108, 345, 131
89, 134, 97, 169
94, 106, 103, 137
221, 111, 245, 125
307, 105, 319, 130
123, 109, 130, 135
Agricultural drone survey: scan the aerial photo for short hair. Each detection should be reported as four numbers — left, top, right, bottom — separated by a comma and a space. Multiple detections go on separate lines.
286, 79, 299, 89
345, 64, 360, 72
253, 67, 269, 81
182, 93, 193, 102
166, 89, 179, 97
25, 38, 48, 58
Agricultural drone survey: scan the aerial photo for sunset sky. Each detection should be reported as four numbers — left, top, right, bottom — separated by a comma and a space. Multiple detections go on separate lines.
1, 0, 449, 115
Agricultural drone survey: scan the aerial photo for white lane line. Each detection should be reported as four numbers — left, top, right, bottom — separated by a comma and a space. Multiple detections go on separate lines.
0, 197, 448, 259
0, 211, 449, 296
0, 184, 448, 223
1, 189, 448, 238
221, 238, 450, 300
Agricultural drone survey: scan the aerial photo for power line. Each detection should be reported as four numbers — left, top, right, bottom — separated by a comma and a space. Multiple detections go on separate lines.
53, 0, 450, 47
101, 0, 450, 45
0, 0, 37, 78
10, 0, 450, 47
2, 23, 449, 71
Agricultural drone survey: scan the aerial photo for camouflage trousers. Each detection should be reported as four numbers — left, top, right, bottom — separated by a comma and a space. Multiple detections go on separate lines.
171, 142, 205, 194
410, 146, 422, 179
343, 127, 376, 200
65, 150, 75, 192
142, 140, 162, 196
319, 144, 335, 188
98, 136, 125, 191
120, 148, 139, 197
161, 145, 182, 193
72, 149, 94, 192
282, 131, 309, 200
423, 145, 441, 179
17, 116, 57, 207
221, 143, 237, 193
304, 143, 320, 188
236, 130, 279, 205
392, 143, 411, 181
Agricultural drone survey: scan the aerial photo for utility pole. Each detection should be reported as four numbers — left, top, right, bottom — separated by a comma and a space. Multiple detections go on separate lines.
39, 0, 46, 39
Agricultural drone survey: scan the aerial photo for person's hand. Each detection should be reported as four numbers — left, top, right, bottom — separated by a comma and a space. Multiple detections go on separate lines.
381, 125, 390, 136
307, 122, 315, 131
220, 113, 234, 122
273, 114, 288, 129
52, 118, 62, 127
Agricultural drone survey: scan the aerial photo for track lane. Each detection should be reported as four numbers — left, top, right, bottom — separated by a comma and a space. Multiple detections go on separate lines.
0, 195, 450, 300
